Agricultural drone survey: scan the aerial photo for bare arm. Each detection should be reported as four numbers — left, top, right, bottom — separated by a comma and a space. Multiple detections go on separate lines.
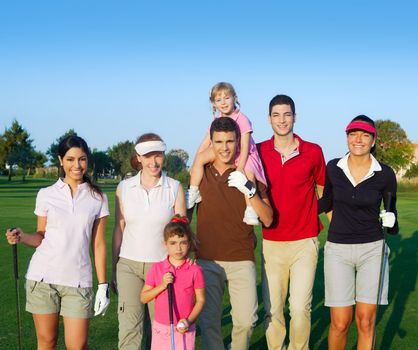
174, 185, 187, 216
186, 288, 205, 324
315, 184, 333, 221
111, 185, 125, 292
196, 133, 211, 155
250, 195, 273, 227
92, 216, 108, 284
237, 132, 250, 171
325, 211, 333, 221
140, 272, 174, 303
5, 216, 47, 248
315, 184, 324, 199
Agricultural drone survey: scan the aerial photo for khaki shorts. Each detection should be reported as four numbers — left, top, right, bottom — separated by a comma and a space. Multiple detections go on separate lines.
26, 280, 94, 318
324, 240, 390, 307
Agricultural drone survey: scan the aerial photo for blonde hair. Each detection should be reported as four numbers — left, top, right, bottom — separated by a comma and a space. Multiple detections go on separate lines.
209, 82, 240, 115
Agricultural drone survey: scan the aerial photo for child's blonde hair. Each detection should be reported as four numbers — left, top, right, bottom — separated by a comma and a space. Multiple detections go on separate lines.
163, 215, 198, 251
209, 82, 240, 115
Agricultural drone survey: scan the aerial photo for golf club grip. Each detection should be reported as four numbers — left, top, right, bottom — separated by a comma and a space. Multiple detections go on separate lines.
12, 244, 19, 279
167, 283, 174, 324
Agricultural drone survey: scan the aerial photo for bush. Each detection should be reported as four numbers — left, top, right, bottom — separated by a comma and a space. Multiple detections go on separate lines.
398, 180, 418, 192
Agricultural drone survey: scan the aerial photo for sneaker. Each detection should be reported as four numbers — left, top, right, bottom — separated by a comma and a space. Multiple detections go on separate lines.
243, 206, 260, 225
186, 186, 202, 209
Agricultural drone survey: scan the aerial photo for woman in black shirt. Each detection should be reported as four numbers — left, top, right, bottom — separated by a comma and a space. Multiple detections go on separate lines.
319, 115, 398, 350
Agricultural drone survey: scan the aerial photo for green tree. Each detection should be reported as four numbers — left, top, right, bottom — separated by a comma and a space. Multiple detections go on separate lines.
46, 129, 78, 167
375, 120, 414, 172
32, 150, 48, 168
404, 162, 418, 179
91, 149, 113, 182
164, 149, 189, 177
0, 120, 35, 181
26, 150, 48, 176
108, 141, 135, 179
7, 147, 34, 181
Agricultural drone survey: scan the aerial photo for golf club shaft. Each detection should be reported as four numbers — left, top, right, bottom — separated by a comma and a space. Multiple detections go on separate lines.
371, 192, 392, 350
13, 244, 22, 350
168, 283, 175, 350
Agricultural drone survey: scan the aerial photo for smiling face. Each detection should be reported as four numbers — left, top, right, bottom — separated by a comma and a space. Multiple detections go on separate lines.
165, 234, 190, 263
211, 130, 238, 165
269, 104, 295, 137
213, 90, 236, 116
137, 151, 164, 177
59, 147, 88, 184
347, 130, 375, 156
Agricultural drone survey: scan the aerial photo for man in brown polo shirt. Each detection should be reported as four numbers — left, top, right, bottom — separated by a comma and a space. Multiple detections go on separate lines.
191, 117, 273, 350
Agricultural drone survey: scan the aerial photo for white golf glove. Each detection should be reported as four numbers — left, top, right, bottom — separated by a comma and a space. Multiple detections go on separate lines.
94, 283, 110, 316
379, 210, 396, 228
228, 171, 256, 198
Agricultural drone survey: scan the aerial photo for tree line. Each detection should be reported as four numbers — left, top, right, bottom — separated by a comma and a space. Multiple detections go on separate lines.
0, 120, 190, 183
1, 119, 417, 182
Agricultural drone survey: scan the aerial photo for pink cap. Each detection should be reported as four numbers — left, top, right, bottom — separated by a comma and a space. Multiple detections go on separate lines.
345, 121, 376, 135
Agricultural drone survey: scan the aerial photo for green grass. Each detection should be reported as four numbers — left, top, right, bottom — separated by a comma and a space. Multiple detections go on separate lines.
0, 176, 417, 349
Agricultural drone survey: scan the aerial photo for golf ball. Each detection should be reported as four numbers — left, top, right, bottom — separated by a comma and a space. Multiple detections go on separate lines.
177, 321, 186, 329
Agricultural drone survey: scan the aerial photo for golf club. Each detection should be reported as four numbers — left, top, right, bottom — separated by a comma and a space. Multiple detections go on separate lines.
167, 283, 175, 350
11, 228, 23, 350
371, 192, 392, 350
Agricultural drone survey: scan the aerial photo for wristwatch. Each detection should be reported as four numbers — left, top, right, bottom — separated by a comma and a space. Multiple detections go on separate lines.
245, 181, 256, 198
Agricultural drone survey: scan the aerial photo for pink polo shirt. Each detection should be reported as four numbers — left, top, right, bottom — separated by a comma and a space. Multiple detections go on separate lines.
145, 257, 205, 325
26, 179, 109, 288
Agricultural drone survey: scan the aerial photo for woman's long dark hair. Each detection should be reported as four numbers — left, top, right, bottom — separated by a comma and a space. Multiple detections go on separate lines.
58, 135, 103, 199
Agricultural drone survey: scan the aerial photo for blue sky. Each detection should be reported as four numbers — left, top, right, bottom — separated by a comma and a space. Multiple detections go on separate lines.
1, 0, 417, 163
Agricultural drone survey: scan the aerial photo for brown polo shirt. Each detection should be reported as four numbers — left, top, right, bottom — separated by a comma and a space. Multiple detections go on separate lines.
196, 164, 268, 262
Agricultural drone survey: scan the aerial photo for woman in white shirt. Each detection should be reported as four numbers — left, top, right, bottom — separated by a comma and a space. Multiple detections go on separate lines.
112, 133, 186, 349
5, 135, 109, 350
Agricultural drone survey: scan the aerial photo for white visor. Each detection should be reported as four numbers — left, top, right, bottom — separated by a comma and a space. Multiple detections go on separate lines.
135, 140, 167, 155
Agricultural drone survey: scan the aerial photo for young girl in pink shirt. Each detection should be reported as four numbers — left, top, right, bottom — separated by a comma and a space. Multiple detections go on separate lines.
140, 215, 205, 350
187, 82, 267, 225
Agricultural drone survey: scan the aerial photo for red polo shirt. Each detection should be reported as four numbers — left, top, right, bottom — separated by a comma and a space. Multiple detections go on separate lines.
257, 134, 326, 241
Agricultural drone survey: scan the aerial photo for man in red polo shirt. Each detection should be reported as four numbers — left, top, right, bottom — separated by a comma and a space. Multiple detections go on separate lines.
258, 95, 326, 350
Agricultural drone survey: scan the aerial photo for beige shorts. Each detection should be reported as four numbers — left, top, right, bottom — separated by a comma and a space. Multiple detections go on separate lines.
324, 240, 390, 307
26, 280, 94, 318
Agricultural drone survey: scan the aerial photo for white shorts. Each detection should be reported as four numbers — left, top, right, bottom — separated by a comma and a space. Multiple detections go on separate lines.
324, 240, 390, 307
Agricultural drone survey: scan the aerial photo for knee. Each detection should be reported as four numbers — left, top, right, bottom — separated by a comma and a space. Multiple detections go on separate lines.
356, 316, 373, 334
289, 304, 310, 320
233, 313, 258, 330
37, 333, 58, 349
233, 322, 256, 334
331, 319, 351, 334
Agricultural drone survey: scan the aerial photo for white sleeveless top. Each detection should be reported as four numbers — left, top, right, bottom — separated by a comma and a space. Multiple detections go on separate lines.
119, 171, 180, 262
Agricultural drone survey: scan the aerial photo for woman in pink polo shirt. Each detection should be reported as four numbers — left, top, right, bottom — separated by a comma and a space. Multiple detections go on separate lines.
141, 215, 205, 350
112, 133, 186, 349
5, 135, 109, 349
